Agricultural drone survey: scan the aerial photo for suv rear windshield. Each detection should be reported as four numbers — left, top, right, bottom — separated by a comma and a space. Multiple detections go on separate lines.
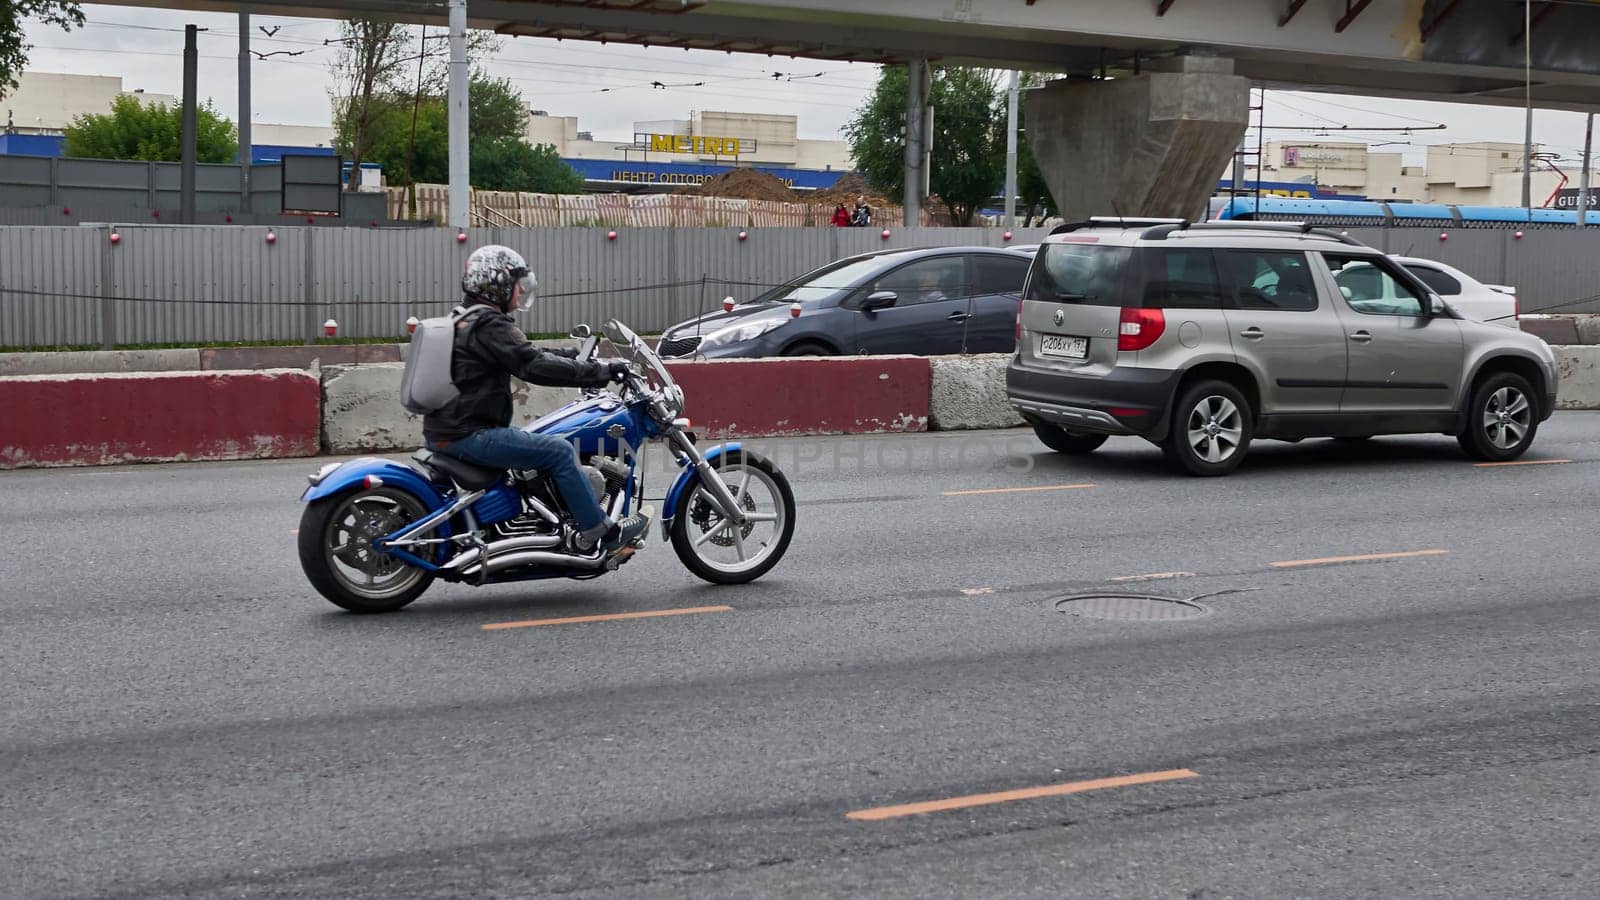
1024, 243, 1131, 307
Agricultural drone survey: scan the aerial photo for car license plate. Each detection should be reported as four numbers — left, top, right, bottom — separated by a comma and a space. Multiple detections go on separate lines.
1039, 334, 1088, 359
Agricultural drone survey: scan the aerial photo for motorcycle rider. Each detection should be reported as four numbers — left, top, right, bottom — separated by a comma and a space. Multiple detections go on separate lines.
423, 245, 648, 554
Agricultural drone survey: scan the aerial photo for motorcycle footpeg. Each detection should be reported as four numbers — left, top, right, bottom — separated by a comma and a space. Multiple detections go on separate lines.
604, 546, 638, 571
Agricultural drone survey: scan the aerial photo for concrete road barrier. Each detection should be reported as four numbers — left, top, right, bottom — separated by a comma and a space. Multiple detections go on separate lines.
321, 363, 580, 453
928, 354, 1022, 431
0, 369, 319, 468
663, 356, 930, 438
1555, 346, 1600, 410
0, 348, 202, 376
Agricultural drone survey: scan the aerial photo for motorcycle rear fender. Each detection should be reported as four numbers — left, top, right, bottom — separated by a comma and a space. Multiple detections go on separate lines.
662, 442, 743, 532
300, 457, 447, 509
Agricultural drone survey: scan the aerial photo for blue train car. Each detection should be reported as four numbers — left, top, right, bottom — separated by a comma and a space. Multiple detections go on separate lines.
1215, 195, 1598, 228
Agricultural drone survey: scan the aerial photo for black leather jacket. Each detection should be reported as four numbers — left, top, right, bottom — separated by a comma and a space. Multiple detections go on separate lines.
422, 301, 610, 441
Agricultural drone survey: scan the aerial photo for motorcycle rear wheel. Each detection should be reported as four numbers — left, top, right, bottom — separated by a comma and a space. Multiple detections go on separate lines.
299, 487, 436, 613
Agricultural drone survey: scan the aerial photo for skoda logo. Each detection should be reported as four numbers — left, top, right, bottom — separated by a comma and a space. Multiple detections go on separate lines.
1053, 308, 1065, 326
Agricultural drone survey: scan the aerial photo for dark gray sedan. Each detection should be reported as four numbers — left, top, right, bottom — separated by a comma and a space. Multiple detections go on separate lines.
658, 246, 1032, 359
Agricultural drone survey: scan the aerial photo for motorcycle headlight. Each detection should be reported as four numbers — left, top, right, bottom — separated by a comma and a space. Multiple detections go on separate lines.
699, 316, 789, 349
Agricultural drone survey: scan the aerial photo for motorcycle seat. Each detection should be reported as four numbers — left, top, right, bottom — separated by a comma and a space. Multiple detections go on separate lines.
412, 448, 504, 491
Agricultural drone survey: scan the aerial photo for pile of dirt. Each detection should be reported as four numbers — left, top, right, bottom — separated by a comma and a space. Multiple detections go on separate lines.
808, 173, 893, 209
687, 168, 799, 202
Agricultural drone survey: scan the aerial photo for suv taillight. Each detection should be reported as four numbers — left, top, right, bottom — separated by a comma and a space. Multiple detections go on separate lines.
1118, 307, 1166, 352
1513, 292, 1520, 320
1015, 299, 1023, 341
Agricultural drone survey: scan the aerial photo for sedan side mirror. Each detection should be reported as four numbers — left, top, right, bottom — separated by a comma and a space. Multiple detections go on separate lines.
862, 290, 898, 311
1428, 295, 1447, 317
570, 323, 592, 339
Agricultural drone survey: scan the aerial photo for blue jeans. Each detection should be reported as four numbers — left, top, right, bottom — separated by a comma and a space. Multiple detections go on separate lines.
430, 428, 608, 531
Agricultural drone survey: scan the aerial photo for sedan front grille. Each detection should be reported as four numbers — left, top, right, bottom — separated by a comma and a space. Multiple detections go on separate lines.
658, 335, 703, 357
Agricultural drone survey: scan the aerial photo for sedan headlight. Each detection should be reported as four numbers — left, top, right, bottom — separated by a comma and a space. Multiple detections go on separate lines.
698, 316, 789, 350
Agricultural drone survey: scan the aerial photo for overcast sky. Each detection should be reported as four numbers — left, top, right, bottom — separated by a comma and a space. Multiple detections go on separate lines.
16, 7, 1600, 169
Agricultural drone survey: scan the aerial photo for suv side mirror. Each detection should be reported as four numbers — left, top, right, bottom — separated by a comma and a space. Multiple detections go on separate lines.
862, 290, 898, 311
570, 323, 592, 339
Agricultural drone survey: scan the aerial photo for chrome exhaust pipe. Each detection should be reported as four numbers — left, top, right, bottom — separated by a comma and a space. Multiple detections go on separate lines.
450, 549, 608, 580
441, 534, 563, 576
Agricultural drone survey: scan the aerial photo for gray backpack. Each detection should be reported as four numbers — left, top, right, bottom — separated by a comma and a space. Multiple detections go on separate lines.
399, 305, 490, 415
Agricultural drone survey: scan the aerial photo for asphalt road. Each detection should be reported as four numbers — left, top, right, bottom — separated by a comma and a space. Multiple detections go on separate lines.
3, 416, 1599, 899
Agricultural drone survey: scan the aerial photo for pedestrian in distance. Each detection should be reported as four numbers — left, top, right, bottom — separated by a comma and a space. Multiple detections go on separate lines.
850, 196, 873, 227
831, 203, 851, 227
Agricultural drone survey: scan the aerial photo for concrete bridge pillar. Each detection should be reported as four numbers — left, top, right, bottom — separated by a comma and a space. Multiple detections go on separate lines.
1026, 56, 1249, 221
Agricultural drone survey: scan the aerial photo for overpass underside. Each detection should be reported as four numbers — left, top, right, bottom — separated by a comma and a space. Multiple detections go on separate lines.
90, 0, 1600, 221
98, 0, 1600, 110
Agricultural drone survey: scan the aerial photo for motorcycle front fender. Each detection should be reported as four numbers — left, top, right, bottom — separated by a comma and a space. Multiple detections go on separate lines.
300, 457, 447, 508
662, 442, 743, 532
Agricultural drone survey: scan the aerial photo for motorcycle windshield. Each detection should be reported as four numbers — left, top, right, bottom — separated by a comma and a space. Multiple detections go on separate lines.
604, 319, 676, 391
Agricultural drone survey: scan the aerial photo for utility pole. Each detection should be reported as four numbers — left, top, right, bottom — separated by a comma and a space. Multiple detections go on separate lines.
180, 24, 198, 224
1004, 70, 1019, 230
1580, 112, 1593, 227
237, 13, 251, 213
447, 0, 468, 229
903, 57, 927, 228
1521, 0, 1534, 214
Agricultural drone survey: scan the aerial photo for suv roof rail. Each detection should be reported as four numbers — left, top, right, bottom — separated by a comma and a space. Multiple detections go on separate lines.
1049, 216, 1187, 235
1154, 220, 1367, 247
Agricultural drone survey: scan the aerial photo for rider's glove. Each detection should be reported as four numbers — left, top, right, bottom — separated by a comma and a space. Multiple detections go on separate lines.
605, 361, 632, 383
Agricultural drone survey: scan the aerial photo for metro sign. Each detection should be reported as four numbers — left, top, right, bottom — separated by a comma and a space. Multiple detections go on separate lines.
634, 133, 757, 156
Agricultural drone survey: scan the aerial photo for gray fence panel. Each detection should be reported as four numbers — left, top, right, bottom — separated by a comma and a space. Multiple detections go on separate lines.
153, 163, 253, 213
486, 228, 676, 335
1504, 229, 1600, 314
0, 227, 101, 347
679, 227, 834, 323
0, 155, 53, 207
56, 158, 153, 210
314, 229, 465, 339
109, 226, 307, 344
7, 223, 1598, 349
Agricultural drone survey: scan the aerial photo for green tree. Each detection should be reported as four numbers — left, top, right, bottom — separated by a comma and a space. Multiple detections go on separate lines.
845, 65, 1005, 226
471, 138, 584, 194
330, 21, 502, 192
63, 95, 236, 163
0, 1, 83, 99
329, 19, 413, 191
347, 73, 583, 195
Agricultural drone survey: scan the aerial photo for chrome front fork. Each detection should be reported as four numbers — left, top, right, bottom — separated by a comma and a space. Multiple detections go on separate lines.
669, 429, 747, 525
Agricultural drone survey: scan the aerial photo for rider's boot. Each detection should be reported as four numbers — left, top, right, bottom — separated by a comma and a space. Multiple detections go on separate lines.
571, 510, 650, 555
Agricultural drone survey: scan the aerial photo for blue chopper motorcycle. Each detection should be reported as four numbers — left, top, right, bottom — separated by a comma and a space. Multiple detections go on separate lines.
297, 320, 796, 613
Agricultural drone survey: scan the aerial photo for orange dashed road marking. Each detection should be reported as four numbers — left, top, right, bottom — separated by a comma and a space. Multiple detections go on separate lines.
482, 605, 733, 631
1474, 459, 1571, 468
942, 483, 1096, 497
846, 768, 1200, 821
1270, 549, 1448, 569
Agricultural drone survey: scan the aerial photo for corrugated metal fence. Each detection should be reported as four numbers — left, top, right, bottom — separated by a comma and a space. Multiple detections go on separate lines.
5, 224, 1598, 349
0, 225, 1049, 348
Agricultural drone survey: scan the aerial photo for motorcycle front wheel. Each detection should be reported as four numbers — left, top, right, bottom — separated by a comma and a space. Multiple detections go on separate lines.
298, 486, 436, 613
670, 449, 796, 585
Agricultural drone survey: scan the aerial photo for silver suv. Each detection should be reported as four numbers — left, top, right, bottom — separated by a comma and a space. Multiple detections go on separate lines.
1006, 218, 1559, 476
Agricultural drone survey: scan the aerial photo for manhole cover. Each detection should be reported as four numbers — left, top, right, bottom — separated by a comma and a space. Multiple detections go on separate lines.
1052, 593, 1208, 621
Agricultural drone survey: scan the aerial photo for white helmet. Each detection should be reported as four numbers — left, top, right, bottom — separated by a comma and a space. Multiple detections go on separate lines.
462, 244, 537, 310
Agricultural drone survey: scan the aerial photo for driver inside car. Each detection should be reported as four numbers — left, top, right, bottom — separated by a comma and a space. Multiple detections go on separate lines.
422, 244, 650, 554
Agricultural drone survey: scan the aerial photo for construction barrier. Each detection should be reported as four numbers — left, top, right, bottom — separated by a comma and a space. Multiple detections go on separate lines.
4, 349, 1599, 468
0, 369, 321, 468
